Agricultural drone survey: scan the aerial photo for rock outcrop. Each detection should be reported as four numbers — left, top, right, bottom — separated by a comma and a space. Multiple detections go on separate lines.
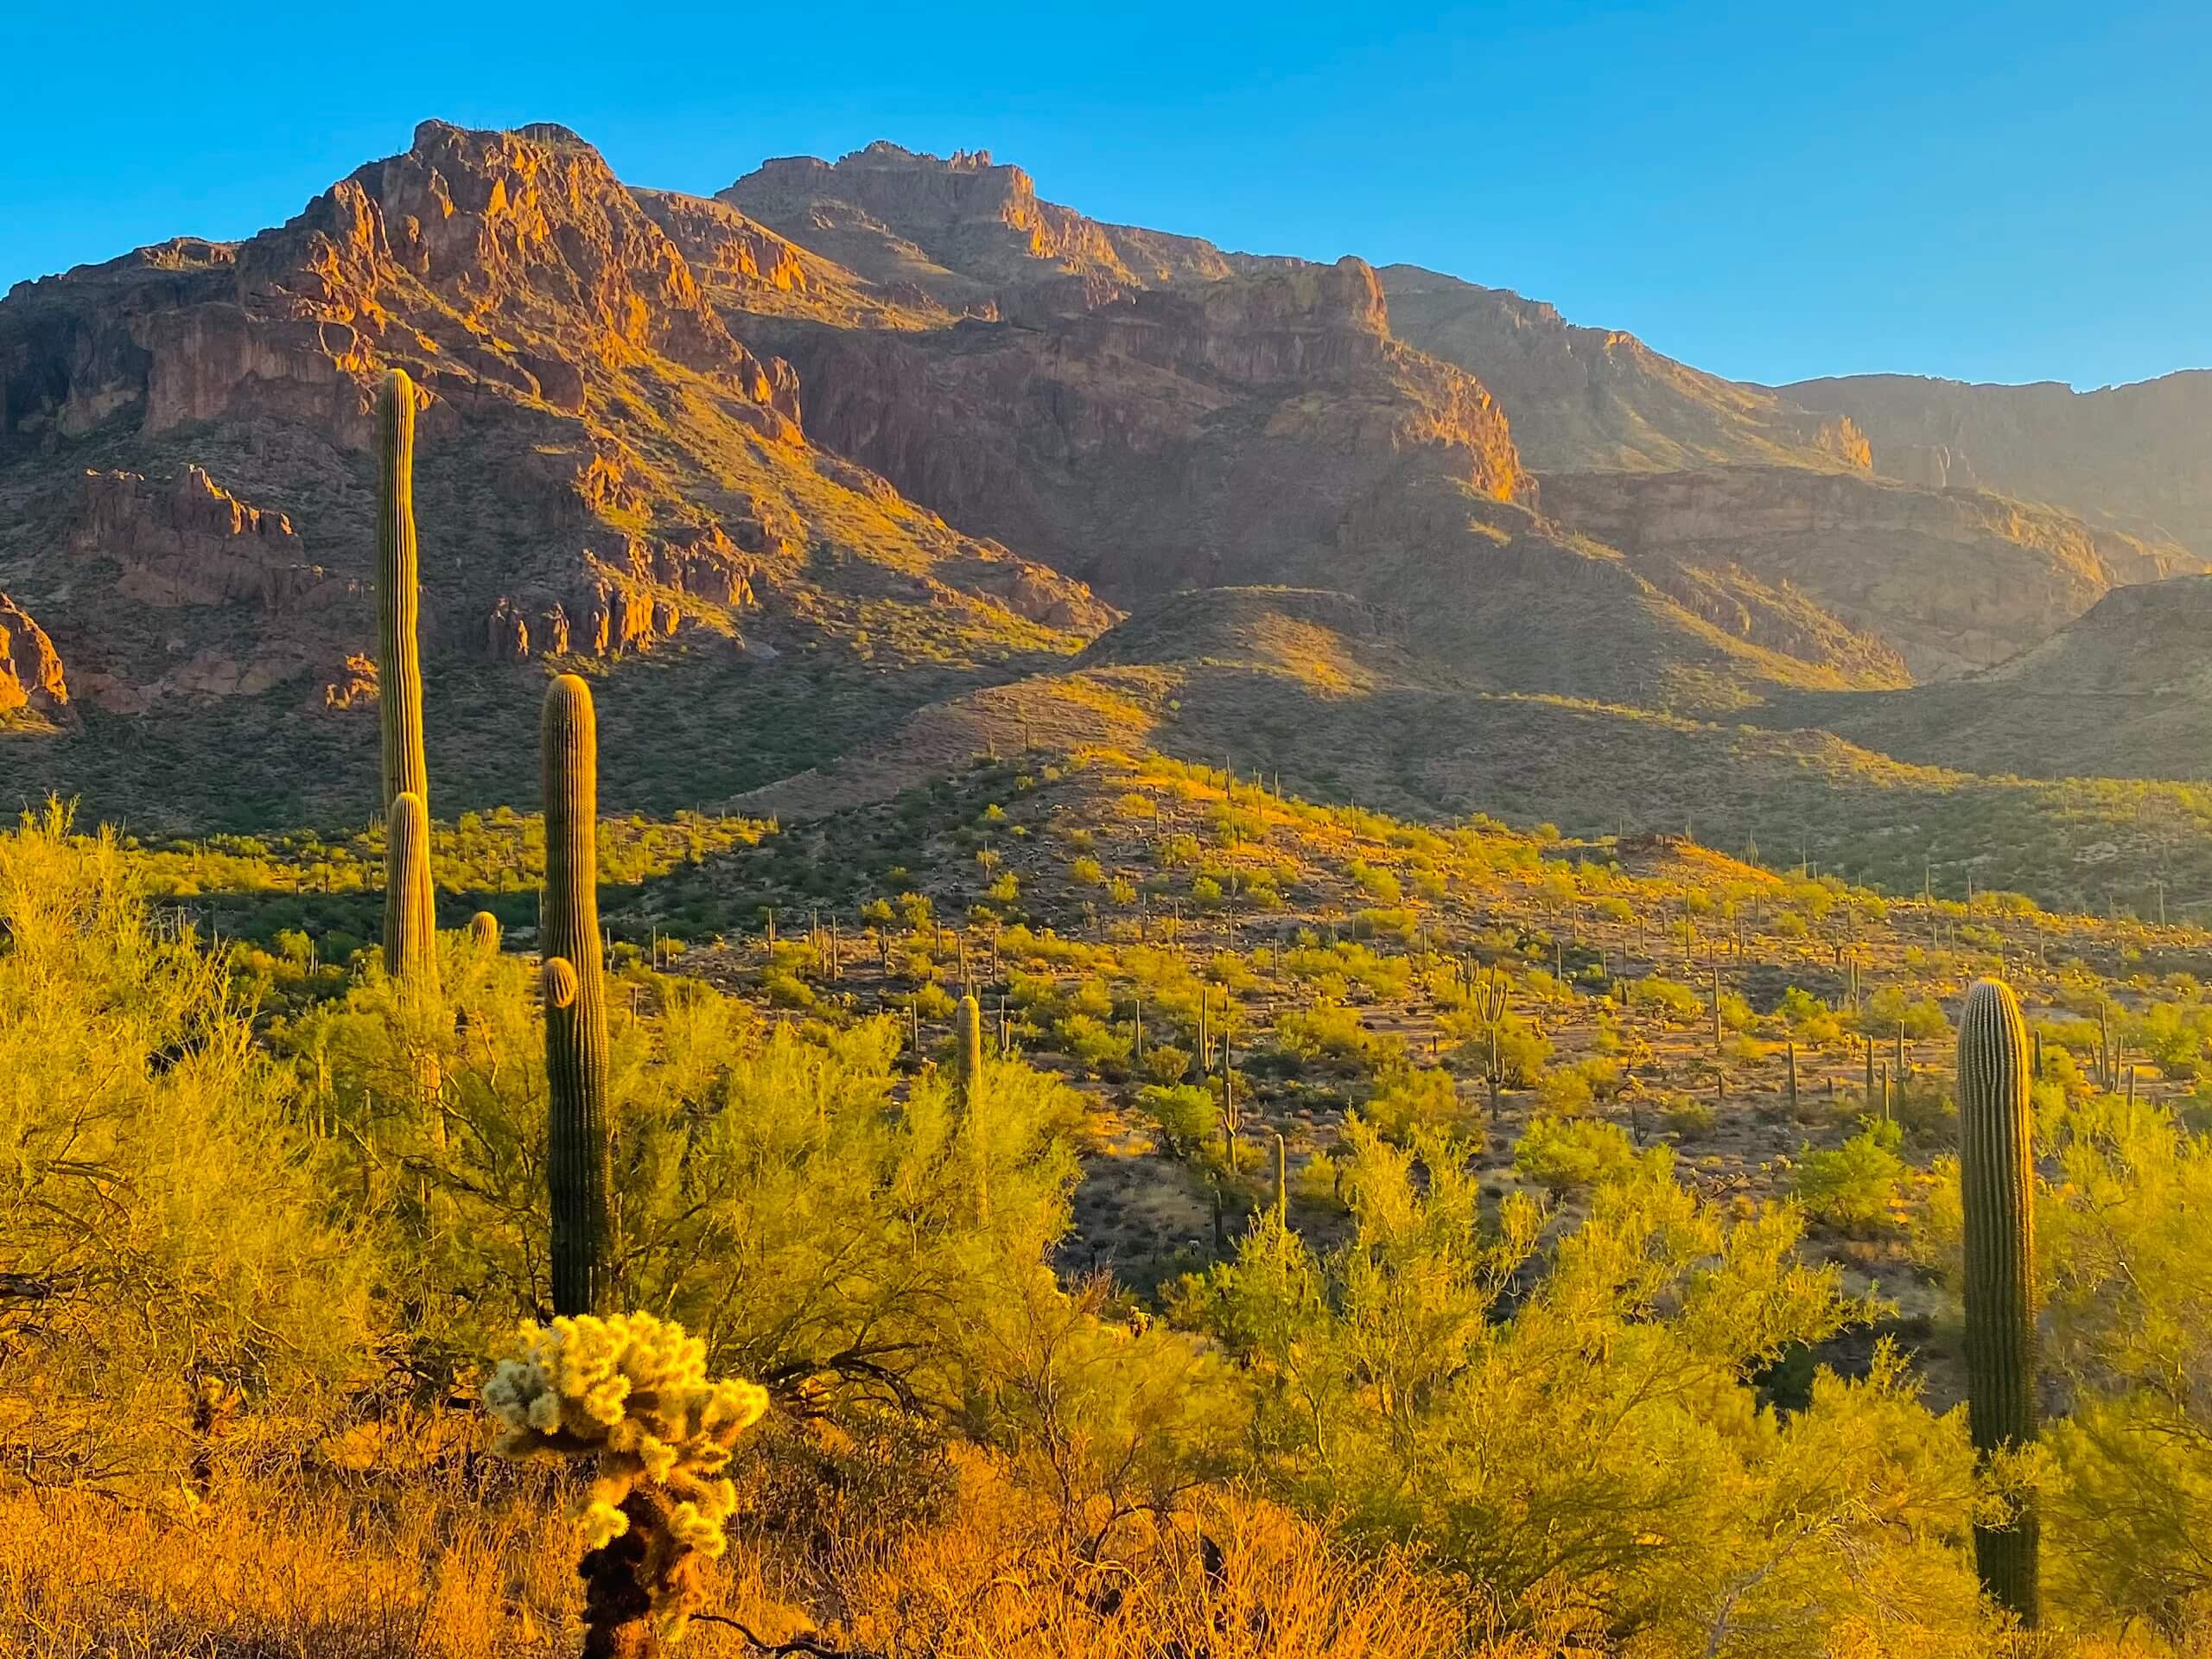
0, 594, 68, 718
724, 142, 1234, 310
70, 466, 348, 611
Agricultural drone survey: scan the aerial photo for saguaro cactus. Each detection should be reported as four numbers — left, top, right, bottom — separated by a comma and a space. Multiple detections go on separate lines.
542, 675, 611, 1318
377, 369, 429, 811
384, 791, 437, 986
957, 992, 984, 1107
1956, 976, 2042, 1624
957, 993, 988, 1222
376, 368, 436, 969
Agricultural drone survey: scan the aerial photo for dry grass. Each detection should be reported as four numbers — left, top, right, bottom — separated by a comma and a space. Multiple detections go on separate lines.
0, 1475, 579, 1659
0, 1446, 1537, 1659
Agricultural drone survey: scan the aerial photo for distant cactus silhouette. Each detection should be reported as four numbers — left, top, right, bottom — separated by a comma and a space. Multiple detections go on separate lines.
543, 674, 610, 1317
1956, 976, 2041, 1624
383, 791, 437, 988
468, 910, 501, 952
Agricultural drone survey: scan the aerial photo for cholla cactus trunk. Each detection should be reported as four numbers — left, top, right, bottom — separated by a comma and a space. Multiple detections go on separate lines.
543, 675, 612, 1318
1956, 976, 2042, 1625
377, 370, 429, 815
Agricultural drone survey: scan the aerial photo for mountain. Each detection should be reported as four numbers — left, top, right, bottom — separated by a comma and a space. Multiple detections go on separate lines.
1377, 264, 1872, 474
1782, 371, 2212, 558
1536, 466, 2198, 680
10, 118, 2212, 919
709, 143, 1923, 703
0, 121, 1107, 825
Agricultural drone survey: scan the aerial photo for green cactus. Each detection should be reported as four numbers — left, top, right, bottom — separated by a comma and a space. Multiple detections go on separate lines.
376, 369, 435, 969
1274, 1131, 1288, 1223
1785, 1040, 1799, 1116
957, 992, 984, 1103
467, 911, 501, 952
377, 370, 429, 810
541, 674, 610, 1318
957, 992, 987, 1222
383, 791, 438, 987
1956, 976, 2041, 1624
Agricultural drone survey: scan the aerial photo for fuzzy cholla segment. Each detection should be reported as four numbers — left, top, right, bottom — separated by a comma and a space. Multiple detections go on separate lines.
484, 1313, 767, 1567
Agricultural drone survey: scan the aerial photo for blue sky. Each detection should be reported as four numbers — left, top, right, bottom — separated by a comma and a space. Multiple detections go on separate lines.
6, 1, 2206, 389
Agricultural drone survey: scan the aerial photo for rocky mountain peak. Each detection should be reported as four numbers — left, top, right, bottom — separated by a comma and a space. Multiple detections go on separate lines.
721, 141, 1233, 308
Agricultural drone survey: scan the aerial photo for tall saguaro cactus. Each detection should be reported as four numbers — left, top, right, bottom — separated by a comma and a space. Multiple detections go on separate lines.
377, 370, 429, 812
1956, 976, 2042, 1624
384, 791, 436, 986
542, 674, 611, 1318
377, 369, 436, 975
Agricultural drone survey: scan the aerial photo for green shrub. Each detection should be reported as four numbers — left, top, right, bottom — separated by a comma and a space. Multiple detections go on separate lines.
1140, 1083, 1216, 1154
1793, 1121, 1906, 1234
1515, 1116, 1639, 1194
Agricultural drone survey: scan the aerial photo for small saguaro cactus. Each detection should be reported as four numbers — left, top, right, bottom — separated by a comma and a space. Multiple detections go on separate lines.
468, 910, 501, 953
956, 992, 988, 1221
484, 1313, 768, 1656
1956, 976, 2042, 1625
384, 791, 438, 988
1274, 1131, 1288, 1222
956, 991, 984, 1109
543, 674, 612, 1319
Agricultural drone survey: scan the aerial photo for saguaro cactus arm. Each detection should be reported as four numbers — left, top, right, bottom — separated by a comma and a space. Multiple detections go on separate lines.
384, 790, 438, 988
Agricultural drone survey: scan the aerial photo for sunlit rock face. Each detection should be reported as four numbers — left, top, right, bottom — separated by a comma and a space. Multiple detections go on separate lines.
0, 594, 68, 719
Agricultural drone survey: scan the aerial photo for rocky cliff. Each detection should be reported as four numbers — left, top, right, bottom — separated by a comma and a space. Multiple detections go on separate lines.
1781, 371, 2212, 559
1379, 264, 1872, 474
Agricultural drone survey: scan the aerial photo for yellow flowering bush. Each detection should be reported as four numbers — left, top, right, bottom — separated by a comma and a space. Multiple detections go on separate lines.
484, 1313, 767, 1636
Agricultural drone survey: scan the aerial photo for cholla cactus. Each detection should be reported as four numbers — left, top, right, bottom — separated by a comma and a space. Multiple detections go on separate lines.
485, 1313, 767, 1647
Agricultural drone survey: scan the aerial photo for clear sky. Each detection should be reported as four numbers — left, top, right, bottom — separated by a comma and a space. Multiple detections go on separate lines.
6, 1, 2207, 389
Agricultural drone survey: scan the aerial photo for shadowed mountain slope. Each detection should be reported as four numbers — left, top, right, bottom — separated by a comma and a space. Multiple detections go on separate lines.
1377, 264, 1872, 474
1783, 370, 2212, 558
